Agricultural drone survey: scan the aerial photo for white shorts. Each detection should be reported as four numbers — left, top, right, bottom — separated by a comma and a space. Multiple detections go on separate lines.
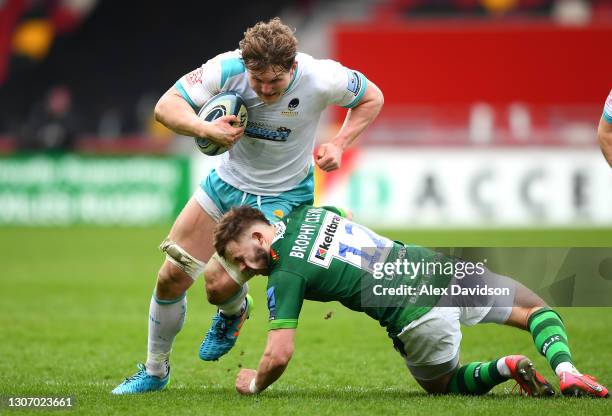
394, 271, 516, 381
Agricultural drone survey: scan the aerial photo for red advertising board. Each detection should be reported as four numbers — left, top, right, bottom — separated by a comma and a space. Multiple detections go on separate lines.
333, 21, 612, 106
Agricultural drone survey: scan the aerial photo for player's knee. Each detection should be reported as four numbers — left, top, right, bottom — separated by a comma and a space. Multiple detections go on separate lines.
524, 305, 550, 326
203, 258, 240, 305
156, 261, 193, 299
509, 305, 548, 330
204, 279, 224, 305
204, 275, 237, 305
416, 377, 451, 395
414, 367, 454, 395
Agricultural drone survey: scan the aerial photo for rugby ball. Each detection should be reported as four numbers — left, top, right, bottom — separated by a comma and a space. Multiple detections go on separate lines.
195, 92, 248, 156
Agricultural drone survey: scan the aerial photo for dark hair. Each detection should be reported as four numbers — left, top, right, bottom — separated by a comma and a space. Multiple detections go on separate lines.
214, 206, 269, 257
239, 17, 297, 73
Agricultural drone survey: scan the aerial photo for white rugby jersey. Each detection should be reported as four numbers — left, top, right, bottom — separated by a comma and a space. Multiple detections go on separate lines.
175, 50, 368, 195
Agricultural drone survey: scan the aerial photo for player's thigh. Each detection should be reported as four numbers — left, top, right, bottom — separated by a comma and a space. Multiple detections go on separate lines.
453, 269, 546, 329
156, 196, 217, 295
447, 269, 518, 327
395, 307, 462, 390
167, 196, 217, 261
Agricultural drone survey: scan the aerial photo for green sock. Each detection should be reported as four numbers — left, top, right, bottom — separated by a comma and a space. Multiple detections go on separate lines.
528, 307, 573, 372
447, 359, 508, 395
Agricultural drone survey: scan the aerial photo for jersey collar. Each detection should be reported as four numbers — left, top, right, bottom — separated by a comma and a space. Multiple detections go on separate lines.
283, 61, 300, 95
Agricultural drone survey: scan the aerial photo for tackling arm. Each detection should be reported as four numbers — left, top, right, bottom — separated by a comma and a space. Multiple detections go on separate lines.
316, 81, 384, 172
235, 328, 295, 395
597, 116, 612, 168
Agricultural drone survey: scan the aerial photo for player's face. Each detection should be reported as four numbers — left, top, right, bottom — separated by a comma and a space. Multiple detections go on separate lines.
247, 63, 296, 104
226, 233, 270, 277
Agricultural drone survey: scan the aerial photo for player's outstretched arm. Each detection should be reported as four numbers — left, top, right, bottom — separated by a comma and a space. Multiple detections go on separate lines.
597, 116, 612, 167
235, 328, 295, 395
154, 86, 244, 148
316, 81, 384, 172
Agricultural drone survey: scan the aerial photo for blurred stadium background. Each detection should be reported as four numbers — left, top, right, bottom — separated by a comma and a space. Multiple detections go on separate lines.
1, 1, 611, 414
1, 0, 611, 229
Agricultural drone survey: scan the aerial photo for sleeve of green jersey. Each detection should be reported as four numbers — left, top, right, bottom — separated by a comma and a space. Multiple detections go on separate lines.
266, 270, 307, 330
321, 206, 349, 218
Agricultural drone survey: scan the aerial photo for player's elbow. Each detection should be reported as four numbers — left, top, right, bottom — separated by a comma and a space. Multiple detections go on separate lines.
597, 127, 612, 151
154, 97, 168, 124
368, 83, 384, 113
375, 87, 384, 109
598, 126, 612, 166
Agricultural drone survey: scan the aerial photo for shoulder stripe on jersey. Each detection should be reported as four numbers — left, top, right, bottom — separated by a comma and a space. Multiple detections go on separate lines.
174, 81, 198, 110
343, 72, 368, 109
283, 63, 300, 95
220, 58, 246, 88
604, 91, 612, 122
269, 318, 298, 330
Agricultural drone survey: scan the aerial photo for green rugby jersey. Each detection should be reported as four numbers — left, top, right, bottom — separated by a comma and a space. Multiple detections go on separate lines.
266, 205, 453, 336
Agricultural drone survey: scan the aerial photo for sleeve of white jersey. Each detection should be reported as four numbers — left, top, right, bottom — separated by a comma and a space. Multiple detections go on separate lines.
604, 89, 612, 123
174, 58, 222, 111
317, 59, 368, 109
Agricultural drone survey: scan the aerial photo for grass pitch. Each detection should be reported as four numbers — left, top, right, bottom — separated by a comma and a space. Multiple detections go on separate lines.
1, 226, 611, 415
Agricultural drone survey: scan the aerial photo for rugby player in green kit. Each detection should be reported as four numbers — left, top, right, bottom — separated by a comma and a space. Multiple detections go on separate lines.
212, 205, 609, 398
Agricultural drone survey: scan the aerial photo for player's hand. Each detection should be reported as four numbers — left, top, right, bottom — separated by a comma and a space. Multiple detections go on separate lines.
235, 368, 258, 395
203, 115, 245, 148
316, 142, 343, 172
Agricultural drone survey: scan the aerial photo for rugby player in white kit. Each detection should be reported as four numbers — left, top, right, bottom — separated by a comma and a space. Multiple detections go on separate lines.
112, 17, 384, 394
598, 89, 612, 167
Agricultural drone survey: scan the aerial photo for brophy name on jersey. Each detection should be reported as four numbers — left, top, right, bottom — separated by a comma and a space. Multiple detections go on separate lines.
266, 206, 454, 336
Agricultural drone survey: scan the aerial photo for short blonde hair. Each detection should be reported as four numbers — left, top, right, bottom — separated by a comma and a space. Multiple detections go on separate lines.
239, 17, 297, 73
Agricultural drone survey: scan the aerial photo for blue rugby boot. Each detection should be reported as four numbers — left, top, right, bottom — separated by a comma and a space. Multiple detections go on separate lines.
199, 294, 253, 361
112, 363, 170, 394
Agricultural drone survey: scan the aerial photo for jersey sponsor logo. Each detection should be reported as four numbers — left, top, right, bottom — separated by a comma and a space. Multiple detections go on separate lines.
288, 98, 300, 110
281, 98, 300, 117
281, 98, 299, 117
270, 248, 279, 263
272, 221, 286, 243
185, 68, 203, 86
309, 212, 341, 267
267, 286, 277, 320
245, 122, 291, 142
347, 70, 361, 96
309, 211, 394, 271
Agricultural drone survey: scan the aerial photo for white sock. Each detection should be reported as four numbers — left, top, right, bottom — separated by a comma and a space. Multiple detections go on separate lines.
145, 293, 186, 377
555, 362, 582, 377
497, 357, 511, 378
219, 283, 248, 317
